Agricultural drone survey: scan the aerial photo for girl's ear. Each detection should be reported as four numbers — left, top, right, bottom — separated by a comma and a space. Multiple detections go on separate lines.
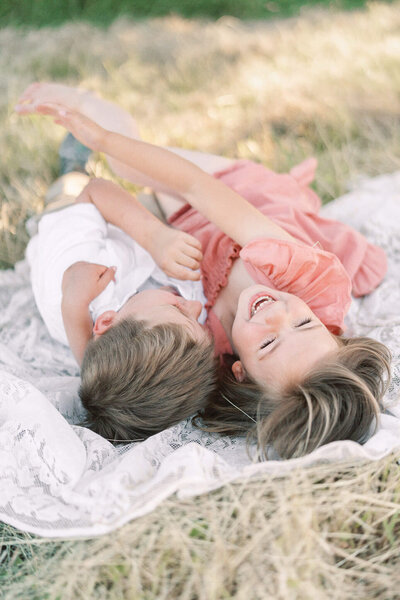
232, 360, 246, 383
93, 310, 118, 337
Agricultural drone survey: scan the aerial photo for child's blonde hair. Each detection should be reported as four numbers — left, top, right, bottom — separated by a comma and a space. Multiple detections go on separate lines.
80, 318, 216, 442
198, 336, 391, 459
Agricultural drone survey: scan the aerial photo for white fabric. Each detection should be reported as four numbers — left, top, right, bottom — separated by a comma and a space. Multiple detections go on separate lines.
1, 172, 400, 538
26, 203, 207, 346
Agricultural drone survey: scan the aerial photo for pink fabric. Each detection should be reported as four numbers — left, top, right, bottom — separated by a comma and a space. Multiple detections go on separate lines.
169, 159, 387, 355
240, 238, 352, 336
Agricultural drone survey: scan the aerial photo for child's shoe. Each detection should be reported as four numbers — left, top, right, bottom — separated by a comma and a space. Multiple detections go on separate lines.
59, 133, 91, 175
26, 172, 90, 237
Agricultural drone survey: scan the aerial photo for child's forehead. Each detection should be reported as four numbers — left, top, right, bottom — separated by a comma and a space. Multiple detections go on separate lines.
135, 288, 180, 301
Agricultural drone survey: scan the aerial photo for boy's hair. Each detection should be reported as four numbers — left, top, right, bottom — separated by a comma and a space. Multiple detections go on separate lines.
198, 336, 391, 460
80, 318, 216, 442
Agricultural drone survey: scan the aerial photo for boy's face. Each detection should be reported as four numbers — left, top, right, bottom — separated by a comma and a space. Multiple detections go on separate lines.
95, 287, 208, 342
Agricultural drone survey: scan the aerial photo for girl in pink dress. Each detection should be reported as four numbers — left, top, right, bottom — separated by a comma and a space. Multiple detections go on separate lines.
16, 84, 391, 459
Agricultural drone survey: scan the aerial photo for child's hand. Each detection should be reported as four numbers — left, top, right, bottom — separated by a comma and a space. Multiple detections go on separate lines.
151, 226, 203, 281
62, 261, 116, 307
15, 82, 89, 115
21, 102, 106, 152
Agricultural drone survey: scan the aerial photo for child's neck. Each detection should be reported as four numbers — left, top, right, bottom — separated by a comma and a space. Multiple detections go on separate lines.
213, 258, 254, 347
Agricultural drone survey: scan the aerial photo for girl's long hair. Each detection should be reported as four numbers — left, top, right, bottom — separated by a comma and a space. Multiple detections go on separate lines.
197, 336, 392, 460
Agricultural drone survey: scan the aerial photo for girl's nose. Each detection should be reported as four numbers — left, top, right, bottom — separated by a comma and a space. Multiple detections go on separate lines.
261, 304, 290, 327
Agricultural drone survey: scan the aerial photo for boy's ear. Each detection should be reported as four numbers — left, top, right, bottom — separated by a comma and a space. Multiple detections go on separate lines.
232, 360, 246, 383
93, 310, 118, 337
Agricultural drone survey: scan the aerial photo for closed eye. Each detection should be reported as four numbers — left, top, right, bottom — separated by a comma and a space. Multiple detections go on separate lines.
259, 318, 312, 349
260, 338, 275, 349
295, 318, 312, 327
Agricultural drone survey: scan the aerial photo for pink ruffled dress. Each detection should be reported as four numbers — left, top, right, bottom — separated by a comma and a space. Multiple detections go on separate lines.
169, 158, 387, 356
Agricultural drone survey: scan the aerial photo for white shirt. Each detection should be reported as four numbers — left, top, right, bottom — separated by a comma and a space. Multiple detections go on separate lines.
26, 203, 207, 346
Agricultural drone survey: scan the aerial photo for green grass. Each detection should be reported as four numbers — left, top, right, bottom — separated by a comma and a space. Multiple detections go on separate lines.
2, 2, 400, 267
0, 0, 395, 27
2, 4, 400, 596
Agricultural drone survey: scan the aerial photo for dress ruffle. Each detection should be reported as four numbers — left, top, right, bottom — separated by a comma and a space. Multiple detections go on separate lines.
240, 237, 352, 335
169, 157, 387, 352
351, 242, 387, 298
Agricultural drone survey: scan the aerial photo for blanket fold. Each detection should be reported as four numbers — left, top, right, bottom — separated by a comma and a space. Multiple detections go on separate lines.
1, 172, 400, 538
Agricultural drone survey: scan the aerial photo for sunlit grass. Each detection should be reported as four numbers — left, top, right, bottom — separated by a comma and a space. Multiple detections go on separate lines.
2, 3, 400, 597
2, 4, 400, 266
2, 456, 400, 599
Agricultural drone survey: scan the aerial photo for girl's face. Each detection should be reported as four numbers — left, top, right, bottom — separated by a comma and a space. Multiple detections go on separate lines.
231, 285, 339, 390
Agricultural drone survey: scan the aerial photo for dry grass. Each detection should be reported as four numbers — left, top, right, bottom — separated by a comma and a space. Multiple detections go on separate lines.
2, 2, 400, 598
2, 456, 400, 599
2, 3, 400, 266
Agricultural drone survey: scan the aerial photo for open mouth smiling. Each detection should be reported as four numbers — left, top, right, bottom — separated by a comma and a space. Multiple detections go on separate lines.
249, 294, 276, 318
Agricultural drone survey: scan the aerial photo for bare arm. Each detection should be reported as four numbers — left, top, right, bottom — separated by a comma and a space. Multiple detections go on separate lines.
15, 83, 234, 191
77, 178, 164, 255
61, 262, 116, 365
77, 178, 202, 281
31, 104, 296, 247
100, 129, 296, 247
61, 297, 93, 366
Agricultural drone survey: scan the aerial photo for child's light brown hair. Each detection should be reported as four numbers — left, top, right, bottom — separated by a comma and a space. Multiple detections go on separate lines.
80, 318, 216, 442
198, 336, 391, 459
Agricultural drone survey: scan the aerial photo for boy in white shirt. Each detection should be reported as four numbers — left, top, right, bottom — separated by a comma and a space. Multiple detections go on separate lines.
27, 176, 216, 443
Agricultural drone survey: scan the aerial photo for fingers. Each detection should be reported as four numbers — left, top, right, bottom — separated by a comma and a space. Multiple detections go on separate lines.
14, 103, 35, 115
177, 252, 201, 271
34, 103, 75, 131
177, 234, 203, 261
170, 265, 201, 281
171, 253, 201, 279
37, 103, 88, 128
16, 82, 41, 104
182, 232, 202, 252
98, 265, 117, 287
183, 244, 203, 262
78, 262, 116, 280
15, 82, 45, 113
36, 102, 68, 116
16, 101, 63, 120
16, 82, 84, 117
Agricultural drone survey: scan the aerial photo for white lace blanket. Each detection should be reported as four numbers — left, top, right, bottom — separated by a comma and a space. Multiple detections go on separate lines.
1, 173, 400, 538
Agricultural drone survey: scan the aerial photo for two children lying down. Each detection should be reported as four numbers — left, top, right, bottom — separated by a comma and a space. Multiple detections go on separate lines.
16, 83, 391, 458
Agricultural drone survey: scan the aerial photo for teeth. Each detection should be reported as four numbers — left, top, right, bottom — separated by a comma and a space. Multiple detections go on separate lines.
251, 295, 275, 317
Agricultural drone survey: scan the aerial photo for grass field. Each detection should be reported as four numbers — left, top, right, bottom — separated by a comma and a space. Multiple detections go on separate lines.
1, 2, 400, 598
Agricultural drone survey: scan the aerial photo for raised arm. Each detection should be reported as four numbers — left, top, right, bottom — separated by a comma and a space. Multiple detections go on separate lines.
102, 130, 296, 247
15, 83, 233, 190
29, 103, 296, 247
16, 83, 149, 185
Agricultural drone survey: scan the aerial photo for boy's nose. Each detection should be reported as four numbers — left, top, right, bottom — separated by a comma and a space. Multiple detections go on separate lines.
186, 300, 203, 320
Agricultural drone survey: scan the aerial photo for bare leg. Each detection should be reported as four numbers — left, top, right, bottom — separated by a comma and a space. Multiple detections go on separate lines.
17, 83, 237, 197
